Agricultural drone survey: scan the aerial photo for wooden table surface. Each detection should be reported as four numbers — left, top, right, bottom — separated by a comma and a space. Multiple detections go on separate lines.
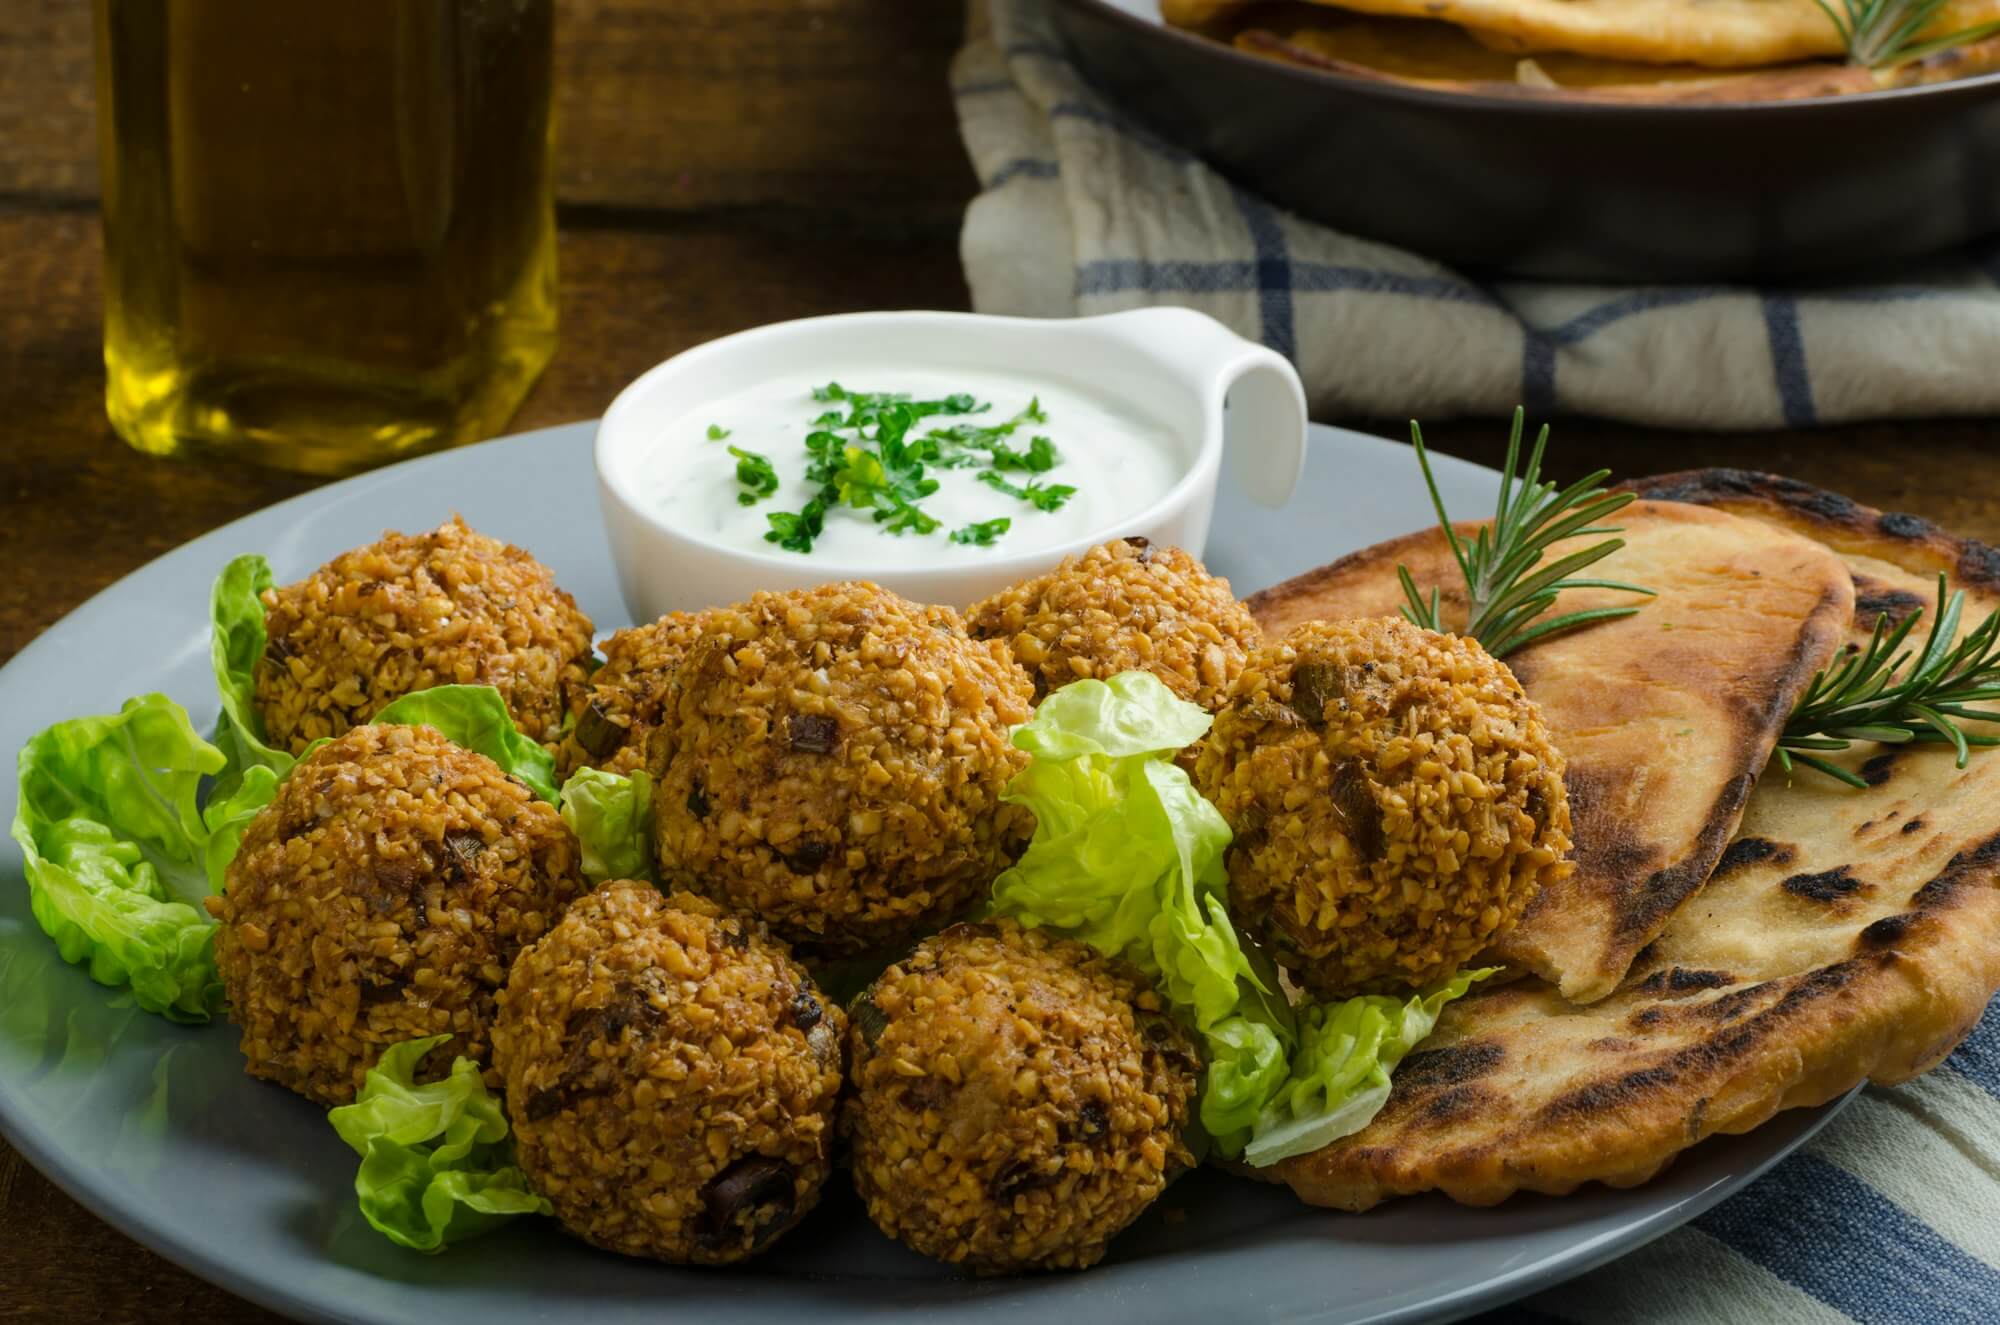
4, 1, 1998, 1321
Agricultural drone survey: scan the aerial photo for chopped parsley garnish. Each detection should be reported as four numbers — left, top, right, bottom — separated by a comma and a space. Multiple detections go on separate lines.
988, 434, 1060, 473
951, 518, 1012, 546
753, 385, 1074, 554
924, 398, 1047, 454
977, 470, 1076, 513
765, 497, 829, 553
833, 444, 939, 536
706, 423, 731, 441
728, 447, 779, 505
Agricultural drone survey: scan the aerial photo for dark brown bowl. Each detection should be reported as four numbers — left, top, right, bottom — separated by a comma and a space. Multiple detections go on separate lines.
1050, 0, 2000, 281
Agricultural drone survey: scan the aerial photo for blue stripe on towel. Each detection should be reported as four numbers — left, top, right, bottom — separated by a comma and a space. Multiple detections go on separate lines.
1290, 263, 1496, 305
1075, 258, 1495, 306
1760, 293, 1817, 426
1544, 288, 1733, 344
1945, 1001, 2000, 1103
1522, 333, 1558, 417
1518, 288, 1733, 414
1231, 190, 1297, 360
1695, 1151, 2000, 1322
1076, 259, 1262, 296
986, 158, 1060, 189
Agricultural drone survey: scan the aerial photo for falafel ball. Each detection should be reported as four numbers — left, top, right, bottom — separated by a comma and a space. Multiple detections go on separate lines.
843, 919, 1200, 1273
1194, 617, 1573, 998
555, 611, 712, 779
208, 722, 586, 1105
965, 537, 1261, 709
652, 583, 1035, 957
255, 516, 595, 754
493, 882, 844, 1265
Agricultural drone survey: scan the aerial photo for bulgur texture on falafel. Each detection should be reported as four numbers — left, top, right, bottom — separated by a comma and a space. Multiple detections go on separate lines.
1195, 617, 1573, 998
208, 723, 586, 1105
965, 537, 1261, 709
652, 582, 1035, 957
493, 882, 844, 1265
255, 517, 595, 754
555, 612, 711, 779
843, 919, 1200, 1273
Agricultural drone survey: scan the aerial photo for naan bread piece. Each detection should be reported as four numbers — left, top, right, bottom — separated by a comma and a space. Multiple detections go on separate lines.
1266, 471, 2000, 1210
1230, 13, 2000, 102
1167, 0, 2000, 67
1251, 500, 1852, 1002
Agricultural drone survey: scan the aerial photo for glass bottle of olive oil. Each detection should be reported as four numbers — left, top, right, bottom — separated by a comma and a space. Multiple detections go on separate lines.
92, 0, 557, 476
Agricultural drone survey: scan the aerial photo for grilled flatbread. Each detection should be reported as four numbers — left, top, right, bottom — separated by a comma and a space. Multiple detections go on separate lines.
1166, 0, 2000, 67
1226, 13, 2000, 103
1250, 500, 1852, 1002
1265, 471, 2000, 1210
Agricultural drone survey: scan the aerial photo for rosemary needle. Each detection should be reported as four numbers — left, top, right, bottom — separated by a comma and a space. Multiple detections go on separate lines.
1397, 408, 1654, 659
1776, 574, 2000, 787
1813, 0, 2000, 69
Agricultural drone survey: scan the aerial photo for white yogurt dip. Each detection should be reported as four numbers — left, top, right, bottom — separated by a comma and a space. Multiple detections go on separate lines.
631, 368, 1189, 565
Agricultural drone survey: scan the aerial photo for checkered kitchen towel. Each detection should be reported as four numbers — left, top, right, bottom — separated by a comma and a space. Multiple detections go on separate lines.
954, 0, 2000, 427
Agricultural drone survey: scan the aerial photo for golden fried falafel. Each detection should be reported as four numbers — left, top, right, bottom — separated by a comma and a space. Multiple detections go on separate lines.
208, 723, 586, 1105
493, 882, 844, 1265
651, 583, 1035, 957
966, 537, 1261, 709
555, 611, 712, 779
1195, 617, 1572, 997
843, 919, 1200, 1273
255, 516, 595, 754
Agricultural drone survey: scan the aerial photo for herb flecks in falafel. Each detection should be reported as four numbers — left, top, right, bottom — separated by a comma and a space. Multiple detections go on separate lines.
651, 583, 1034, 957
254, 517, 595, 756
967, 537, 1261, 709
843, 919, 1199, 1273
1195, 617, 1573, 998
493, 883, 843, 1265
208, 722, 586, 1105
556, 611, 714, 779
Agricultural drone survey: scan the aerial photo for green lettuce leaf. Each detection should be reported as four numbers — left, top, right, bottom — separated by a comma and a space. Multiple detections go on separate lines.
327, 1034, 550, 1253
1242, 969, 1497, 1167
207, 554, 295, 801
11, 695, 225, 1021
989, 671, 1291, 1154
559, 765, 654, 883
989, 670, 1489, 1163
369, 686, 559, 805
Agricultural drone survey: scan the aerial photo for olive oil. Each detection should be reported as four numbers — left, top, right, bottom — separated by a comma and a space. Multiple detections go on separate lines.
93, 0, 557, 475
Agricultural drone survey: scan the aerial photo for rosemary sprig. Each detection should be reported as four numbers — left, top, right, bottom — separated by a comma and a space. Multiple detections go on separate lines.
1813, 0, 2000, 69
1776, 574, 2000, 787
1397, 408, 1654, 659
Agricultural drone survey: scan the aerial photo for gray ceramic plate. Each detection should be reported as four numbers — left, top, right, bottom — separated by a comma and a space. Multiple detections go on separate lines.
0, 421, 1846, 1325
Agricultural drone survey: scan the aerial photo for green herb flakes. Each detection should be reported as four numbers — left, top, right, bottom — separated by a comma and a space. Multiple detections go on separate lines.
748, 384, 1075, 554
951, 518, 1012, 547
728, 447, 780, 505
977, 470, 1077, 513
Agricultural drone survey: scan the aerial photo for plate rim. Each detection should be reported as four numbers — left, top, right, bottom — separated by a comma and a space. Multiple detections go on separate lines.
0, 418, 1855, 1325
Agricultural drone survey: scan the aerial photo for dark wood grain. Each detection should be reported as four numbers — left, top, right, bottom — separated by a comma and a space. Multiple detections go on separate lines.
4, 1, 2000, 1323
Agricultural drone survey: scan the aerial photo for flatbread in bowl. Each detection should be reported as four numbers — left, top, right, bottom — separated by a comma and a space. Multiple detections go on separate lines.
1164, 0, 2000, 101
